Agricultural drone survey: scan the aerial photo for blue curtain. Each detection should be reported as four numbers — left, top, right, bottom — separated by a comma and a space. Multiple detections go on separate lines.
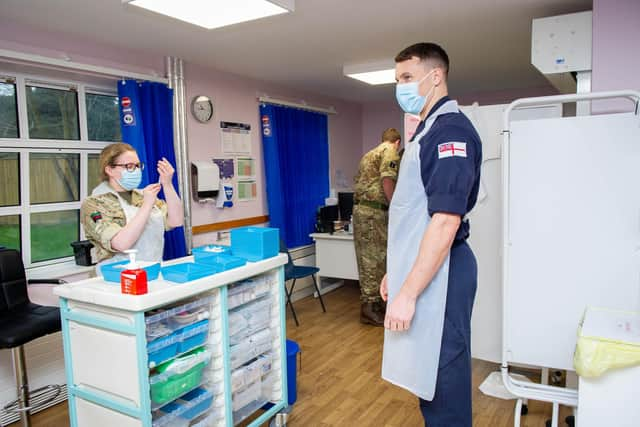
260, 104, 330, 248
118, 80, 187, 260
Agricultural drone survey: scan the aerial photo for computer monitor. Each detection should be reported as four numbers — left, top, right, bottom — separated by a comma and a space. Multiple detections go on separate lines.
319, 205, 339, 223
338, 192, 354, 221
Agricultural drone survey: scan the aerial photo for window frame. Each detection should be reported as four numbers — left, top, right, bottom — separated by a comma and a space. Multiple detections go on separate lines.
0, 69, 121, 267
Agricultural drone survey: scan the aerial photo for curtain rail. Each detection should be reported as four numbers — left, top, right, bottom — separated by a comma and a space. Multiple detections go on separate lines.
0, 48, 168, 84
258, 95, 337, 115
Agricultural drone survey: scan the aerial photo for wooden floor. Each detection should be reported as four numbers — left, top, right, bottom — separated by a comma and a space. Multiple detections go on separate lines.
15, 282, 571, 427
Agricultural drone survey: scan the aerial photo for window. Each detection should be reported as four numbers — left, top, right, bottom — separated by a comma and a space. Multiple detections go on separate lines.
0, 71, 121, 267
0, 80, 19, 138
26, 84, 80, 140
86, 92, 122, 142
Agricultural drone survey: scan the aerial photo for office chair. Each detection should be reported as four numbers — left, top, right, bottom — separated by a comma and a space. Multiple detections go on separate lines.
280, 240, 326, 327
0, 248, 65, 427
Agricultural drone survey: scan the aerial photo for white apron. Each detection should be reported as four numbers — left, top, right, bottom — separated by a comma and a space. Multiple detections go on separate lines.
382, 100, 460, 400
93, 182, 165, 269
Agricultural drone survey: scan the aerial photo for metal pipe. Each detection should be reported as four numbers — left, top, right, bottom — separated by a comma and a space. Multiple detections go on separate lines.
12, 346, 31, 427
176, 58, 193, 252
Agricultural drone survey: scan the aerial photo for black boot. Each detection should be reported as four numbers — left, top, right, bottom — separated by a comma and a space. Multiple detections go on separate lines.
360, 302, 384, 326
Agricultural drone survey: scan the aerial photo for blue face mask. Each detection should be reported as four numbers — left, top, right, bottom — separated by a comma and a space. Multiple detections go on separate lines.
117, 168, 142, 191
395, 70, 435, 115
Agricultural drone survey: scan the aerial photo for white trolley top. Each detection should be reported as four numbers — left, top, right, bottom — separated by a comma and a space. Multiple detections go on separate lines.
54, 254, 287, 312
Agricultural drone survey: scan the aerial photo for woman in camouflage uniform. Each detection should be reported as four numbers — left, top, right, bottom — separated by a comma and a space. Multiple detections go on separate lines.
80, 143, 183, 266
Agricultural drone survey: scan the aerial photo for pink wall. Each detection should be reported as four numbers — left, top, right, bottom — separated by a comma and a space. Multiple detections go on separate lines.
185, 63, 362, 245
592, 0, 640, 113
361, 101, 403, 155
0, 20, 363, 246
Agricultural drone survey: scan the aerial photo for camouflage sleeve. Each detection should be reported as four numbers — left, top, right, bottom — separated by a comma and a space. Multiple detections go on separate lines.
379, 146, 400, 181
155, 199, 172, 231
81, 195, 123, 254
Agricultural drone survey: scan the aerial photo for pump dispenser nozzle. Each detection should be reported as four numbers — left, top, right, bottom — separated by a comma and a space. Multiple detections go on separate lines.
124, 249, 138, 269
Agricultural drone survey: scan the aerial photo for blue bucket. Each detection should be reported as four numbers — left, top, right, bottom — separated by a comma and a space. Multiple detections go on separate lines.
286, 339, 300, 406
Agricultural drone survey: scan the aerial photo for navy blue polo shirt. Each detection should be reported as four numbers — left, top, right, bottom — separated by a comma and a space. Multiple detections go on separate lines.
412, 96, 482, 241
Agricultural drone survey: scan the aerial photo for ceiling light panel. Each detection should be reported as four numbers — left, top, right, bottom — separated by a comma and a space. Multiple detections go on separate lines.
125, 0, 294, 30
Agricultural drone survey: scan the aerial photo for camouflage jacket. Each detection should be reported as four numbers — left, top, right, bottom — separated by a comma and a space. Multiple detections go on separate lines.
354, 142, 400, 205
80, 183, 169, 263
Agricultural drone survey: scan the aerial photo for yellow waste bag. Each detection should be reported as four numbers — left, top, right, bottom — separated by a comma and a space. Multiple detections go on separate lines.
574, 308, 640, 378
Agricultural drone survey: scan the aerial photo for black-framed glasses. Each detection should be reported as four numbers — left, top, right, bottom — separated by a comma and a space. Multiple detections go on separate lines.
111, 162, 144, 172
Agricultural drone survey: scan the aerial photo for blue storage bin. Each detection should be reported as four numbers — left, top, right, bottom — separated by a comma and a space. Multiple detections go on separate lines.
101, 260, 161, 283
286, 339, 300, 405
192, 245, 232, 265
161, 263, 215, 283
180, 387, 214, 419
230, 227, 279, 262
197, 254, 246, 272
178, 320, 209, 353
148, 333, 179, 368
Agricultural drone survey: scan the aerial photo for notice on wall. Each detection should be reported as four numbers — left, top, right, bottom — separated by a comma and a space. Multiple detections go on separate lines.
221, 121, 251, 155
236, 157, 256, 179
212, 158, 235, 179
237, 180, 257, 202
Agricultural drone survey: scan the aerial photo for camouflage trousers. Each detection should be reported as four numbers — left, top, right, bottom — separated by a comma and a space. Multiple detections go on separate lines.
353, 204, 388, 303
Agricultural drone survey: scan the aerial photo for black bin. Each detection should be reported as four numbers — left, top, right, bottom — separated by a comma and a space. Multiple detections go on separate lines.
70, 240, 95, 266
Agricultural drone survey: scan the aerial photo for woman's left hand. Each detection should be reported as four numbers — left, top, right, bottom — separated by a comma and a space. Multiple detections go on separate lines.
157, 157, 175, 186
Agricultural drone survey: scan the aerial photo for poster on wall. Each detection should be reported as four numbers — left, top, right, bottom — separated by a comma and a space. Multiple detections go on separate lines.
237, 180, 257, 202
236, 158, 256, 180
220, 121, 251, 155
212, 158, 234, 179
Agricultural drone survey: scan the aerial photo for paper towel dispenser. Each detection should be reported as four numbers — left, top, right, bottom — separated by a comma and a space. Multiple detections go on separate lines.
191, 161, 220, 202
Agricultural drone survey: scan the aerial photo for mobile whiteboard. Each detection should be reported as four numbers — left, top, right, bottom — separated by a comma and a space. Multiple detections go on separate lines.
504, 111, 640, 371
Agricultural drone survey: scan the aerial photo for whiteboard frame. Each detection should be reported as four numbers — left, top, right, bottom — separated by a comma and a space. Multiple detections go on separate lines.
500, 91, 640, 412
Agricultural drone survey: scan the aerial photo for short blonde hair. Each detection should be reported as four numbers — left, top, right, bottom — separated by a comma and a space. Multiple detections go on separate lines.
381, 128, 401, 143
99, 142, 136, 181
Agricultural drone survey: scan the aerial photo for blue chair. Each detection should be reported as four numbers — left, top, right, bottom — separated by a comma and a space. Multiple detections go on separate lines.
280, 241, 326, 326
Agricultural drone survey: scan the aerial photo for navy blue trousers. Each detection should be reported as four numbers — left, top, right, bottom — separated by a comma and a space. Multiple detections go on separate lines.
419, 241, 477, 427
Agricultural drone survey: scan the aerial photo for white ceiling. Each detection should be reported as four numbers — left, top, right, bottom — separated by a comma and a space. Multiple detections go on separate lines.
0, 0, 592, 104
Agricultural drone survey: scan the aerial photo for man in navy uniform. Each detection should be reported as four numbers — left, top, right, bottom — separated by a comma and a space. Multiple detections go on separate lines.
380, 42, 482, 427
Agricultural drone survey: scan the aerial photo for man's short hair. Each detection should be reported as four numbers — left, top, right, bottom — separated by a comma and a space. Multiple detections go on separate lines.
381, 128, 401, 143
395, 42, 449, 76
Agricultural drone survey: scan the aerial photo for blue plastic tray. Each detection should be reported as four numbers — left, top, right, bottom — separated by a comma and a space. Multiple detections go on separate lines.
148, 333, 179, 368
180, 387, 214, 419
178, 320, 209, 353
101, 260, 161, 283
161, 263, 215, 283
195, 253, 246, 272
231, 226, 279, 262
192, 245, 232, 264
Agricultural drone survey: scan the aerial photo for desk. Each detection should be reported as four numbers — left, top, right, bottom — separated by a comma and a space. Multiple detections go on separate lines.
310, 233, 359, 288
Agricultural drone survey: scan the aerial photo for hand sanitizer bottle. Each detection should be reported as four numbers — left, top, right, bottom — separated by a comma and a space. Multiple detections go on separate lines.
120, 249, 148, 295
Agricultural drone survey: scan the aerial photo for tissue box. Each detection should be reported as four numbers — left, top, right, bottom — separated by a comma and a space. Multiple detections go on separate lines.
230, 227, 279, 262
101, 260, 160, 283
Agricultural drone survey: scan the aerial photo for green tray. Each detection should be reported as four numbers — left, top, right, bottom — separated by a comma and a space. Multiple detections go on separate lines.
150, 362, 206, 405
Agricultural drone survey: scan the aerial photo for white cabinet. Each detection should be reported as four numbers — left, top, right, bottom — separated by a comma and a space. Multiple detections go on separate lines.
55, 255, 289, 427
